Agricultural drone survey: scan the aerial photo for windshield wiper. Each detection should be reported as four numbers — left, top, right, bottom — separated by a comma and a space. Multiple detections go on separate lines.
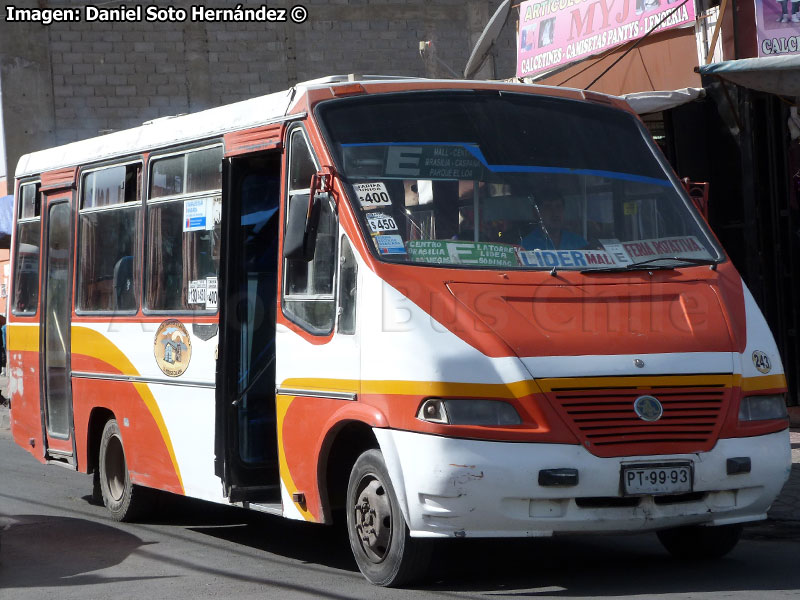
582, 256, 718, 273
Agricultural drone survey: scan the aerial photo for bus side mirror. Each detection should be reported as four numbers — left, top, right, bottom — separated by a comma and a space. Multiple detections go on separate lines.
681, 178, 710, 219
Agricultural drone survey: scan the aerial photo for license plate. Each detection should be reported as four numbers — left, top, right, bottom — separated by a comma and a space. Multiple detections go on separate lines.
621, 463, 692, 496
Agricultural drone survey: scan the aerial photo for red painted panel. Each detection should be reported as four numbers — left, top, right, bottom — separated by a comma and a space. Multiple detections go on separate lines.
368, 260, 746, 359
447, 279, 734, 357
71, 365, 182, 493
8, 349, 44, 463
40, 167, 77, 191
224, 123, 284, 157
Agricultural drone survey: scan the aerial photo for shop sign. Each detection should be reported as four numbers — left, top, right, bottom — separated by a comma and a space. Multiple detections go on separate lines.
754, 0, 800, 57
517, 0, 696, 78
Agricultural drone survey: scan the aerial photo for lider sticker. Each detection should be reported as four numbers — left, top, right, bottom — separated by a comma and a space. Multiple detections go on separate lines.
154, 319, 192, 377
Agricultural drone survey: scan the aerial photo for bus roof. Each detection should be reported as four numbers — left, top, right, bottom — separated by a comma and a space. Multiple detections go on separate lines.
14, 76, 596, 179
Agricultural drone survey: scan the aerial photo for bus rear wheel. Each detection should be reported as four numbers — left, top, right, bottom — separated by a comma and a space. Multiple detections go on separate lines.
98, 419, 154, 522
657, 523, 742, 560
346, 449, 431, 586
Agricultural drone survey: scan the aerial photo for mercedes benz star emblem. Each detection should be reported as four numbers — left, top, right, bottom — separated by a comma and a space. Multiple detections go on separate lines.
633, 395, 663, 422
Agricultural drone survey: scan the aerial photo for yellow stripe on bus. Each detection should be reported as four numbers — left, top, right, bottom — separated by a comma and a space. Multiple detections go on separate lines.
279, 377, 540, 399
281, 372, 787, 400
739, 374, 787, 393
71, 326, 184, 494
6, 324, 40, 353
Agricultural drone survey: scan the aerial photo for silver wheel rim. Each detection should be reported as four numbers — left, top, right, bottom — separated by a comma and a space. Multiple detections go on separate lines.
353, 474, 393, 563
104, 435, 126, 502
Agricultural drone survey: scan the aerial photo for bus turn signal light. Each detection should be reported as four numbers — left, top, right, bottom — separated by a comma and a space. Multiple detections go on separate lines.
331, 83, 366, 97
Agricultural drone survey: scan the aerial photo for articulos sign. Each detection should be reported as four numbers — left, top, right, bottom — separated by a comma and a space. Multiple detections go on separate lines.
517, 0, 696, 78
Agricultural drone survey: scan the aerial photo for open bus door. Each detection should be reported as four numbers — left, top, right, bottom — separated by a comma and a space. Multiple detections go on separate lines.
39, 177, 77, 466
215, 129, 284, 504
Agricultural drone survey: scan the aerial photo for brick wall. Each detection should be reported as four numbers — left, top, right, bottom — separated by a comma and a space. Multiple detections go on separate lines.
1, 0, 518, 179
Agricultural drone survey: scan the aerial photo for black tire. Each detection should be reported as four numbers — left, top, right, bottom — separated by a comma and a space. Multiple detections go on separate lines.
91, 469, 103, 505
98, 419, 154, 522
657, 523, 743, 560
346, 449, 431, 586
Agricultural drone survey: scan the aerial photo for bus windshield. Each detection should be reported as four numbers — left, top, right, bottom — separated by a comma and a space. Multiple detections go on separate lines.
317, 91, 721, 270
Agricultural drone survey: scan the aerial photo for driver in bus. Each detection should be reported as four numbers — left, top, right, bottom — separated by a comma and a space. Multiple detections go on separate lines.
521, 192, 588, 250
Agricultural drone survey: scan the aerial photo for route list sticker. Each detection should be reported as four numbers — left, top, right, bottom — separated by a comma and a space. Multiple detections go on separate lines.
375, 234, 406, 255
184, 198, 209, 232
354, 182, 392, 208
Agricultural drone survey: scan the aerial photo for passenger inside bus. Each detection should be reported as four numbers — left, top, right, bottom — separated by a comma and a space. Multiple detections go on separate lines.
521, 192, 588, 250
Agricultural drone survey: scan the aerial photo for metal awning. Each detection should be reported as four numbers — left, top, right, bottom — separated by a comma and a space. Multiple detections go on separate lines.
698, 55, 800, 96
622, 87, 705, 114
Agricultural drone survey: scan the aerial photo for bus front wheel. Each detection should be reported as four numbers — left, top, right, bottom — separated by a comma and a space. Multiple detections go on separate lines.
346, 449, 431, 586
98, 419, 154, 522
657, 523, 742, 560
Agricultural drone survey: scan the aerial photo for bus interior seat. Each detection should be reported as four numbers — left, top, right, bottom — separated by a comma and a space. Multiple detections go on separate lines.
113, 255, 135, 310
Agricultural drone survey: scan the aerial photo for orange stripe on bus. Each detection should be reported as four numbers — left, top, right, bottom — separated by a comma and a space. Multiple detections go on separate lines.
276, 393, 316, 522
71, 326, 184, 493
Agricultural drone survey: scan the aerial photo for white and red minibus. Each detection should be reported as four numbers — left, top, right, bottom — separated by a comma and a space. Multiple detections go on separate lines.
8, 76, 790, 586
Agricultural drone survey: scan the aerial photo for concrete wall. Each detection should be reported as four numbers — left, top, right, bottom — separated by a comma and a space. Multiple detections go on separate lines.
0, 0, 517, 191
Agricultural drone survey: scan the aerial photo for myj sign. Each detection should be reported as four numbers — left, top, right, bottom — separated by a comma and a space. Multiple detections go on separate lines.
517, 0, 696, 78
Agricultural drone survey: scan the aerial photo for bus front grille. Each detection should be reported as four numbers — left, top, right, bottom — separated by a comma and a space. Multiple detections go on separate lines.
547, 384, 729, 458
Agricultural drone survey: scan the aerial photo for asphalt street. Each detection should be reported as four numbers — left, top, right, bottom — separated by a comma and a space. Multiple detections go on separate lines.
3, 422, 800, 599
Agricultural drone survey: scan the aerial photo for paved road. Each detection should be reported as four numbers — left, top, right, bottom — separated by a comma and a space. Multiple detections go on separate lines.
3, 426, 800, 599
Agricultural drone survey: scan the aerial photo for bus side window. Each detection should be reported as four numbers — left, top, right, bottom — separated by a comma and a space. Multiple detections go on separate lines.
282, 128, 337, 335
145, 146, 223, 312
77, 163, 142, 313
12, 182, 42, 315
337, 235, 357, 335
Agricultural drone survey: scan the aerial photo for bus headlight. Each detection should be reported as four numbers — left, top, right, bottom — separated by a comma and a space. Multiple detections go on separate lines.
417, 398, 522, 426
738, 395, 788, 421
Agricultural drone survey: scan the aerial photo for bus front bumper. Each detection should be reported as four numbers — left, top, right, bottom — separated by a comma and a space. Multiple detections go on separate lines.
374, 429, 791, 538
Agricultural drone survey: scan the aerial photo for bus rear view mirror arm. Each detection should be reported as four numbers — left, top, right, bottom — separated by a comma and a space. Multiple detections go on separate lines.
283, 168, 337, 261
